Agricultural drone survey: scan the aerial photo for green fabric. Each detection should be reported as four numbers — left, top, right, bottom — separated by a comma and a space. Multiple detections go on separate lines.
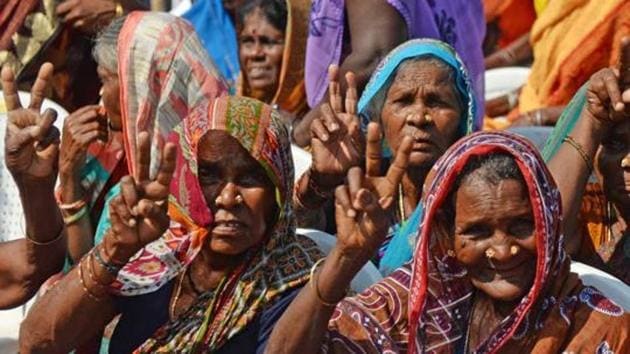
541, 84, 588, 161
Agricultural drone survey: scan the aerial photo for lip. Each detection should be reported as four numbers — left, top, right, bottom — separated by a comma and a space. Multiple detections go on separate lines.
487, 258, 529, 277
211, 220, 247, 236
247, 66, 270, 79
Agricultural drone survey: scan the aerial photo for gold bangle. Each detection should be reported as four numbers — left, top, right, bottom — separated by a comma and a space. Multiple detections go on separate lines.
63, 205, 88, 225
25, 228, 64, 246
87, 252, 112, 288
309, 258, 345, 307
563, 136, 593, 171
78, 259, 105, 302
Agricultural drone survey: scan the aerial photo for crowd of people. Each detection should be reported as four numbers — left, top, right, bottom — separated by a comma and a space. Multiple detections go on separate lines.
0, 0, 628, 353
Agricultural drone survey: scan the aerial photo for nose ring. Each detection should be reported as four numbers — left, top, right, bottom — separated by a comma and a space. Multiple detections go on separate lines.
215, 196, 223, 205
510, 245, 520, 255
424, 114, 432, 123
621, 156, 630, 168
405, 114, 415, 123
235, 195, 244, 204
485, 248, 496, 259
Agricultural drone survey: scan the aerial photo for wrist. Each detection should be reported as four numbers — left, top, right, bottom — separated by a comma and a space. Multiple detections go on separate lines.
310, 168, 343, 191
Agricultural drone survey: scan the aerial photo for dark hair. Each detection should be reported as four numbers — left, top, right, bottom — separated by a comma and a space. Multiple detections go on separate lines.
439, 153, 526, 231
237, 0, 288, 32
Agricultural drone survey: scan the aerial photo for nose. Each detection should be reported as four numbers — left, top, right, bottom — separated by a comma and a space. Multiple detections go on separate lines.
486, 231, 514, 262
404, 105, 431, 127
621, 152, 630, 171
215, 182, 241, 208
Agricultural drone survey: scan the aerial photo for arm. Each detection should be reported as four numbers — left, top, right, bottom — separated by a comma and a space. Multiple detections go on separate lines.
267, 128, 412, 353
0, 63, 66, 309
292, 0, 407, 147
484, 32, 532, 69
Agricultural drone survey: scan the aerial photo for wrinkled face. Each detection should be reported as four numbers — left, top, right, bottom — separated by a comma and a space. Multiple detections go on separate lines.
239, 8, 285, 99
381, 60, 462, 169
97, 65, 122, 130
197, 130, 277, 255
595, 120, 630, 215
452, 178, 536, 302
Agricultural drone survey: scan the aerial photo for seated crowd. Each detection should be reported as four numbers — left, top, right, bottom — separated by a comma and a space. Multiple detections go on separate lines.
0, 0, 628, 353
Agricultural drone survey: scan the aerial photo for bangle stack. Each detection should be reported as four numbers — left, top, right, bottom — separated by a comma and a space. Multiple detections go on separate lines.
78, 257, 106, 302
563, 136, 593, 171
56, 189, 88, 225
93, 246, 125, 276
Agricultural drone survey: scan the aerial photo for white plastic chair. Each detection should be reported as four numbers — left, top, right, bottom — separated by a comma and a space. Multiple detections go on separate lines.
291, 144, 311, 183
297, 228, 383, 293
571, 261, 630, 311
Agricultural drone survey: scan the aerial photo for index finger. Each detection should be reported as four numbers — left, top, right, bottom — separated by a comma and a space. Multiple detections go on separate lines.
135, 132, 152, 182
328, 65, 343, 113
28, 63, 53, 111
1, 65, 21, 110
344, 71, 358, 115
365, 122, 382, 176
384, 136, 412, 193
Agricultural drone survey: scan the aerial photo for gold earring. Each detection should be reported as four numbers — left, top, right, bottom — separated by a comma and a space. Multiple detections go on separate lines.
621, 156, 630, 168
424, 114, 432, 123
485, 248, 496, 259
446, 249, 455, 257
235, 195, 244, 204
510, 245, 520, 255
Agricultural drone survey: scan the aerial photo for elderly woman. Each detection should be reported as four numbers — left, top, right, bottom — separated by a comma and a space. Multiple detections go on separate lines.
296, 39, 480, 273
57, 12, 227, 262
236, 0, 310, 120
0, 64, 66, 309
267, 130, 630, 353
19, 96, 323, 353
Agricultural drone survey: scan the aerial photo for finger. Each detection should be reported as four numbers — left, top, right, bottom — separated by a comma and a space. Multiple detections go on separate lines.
55, 0, 74, 15
355, 188, 379, 214
111, 194, 136, 229
155, 143, 177, 187
76, 130, 100, 146
36, 126, 61, 150
73, 121, 101, 137
347, 166, 363, 209
136, 131, 152, 182
310, 118, 330, 142
328, 65, 343, 113
320, 104, 340, 134
120, 176, 139, 217
602, 70, 624, 112
33, 108, 57, 142
28, 63, 53, 111
334, 185, 355, 218
108, 198, 127, 235
618, 37, 630, 91
344, 71, 358, 115
385, 136, 412, 193
1, 65, 21, 110
365, 123, 382, 176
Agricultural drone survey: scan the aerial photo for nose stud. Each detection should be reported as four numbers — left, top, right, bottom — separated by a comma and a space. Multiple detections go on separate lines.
485, 248, 496, 259
405, 114, 416, 123
424, 114, 432, 123
510, 245, 520, 255
235, 195, 244, 204
215, 195, 244, 205
622, 156, 630, 168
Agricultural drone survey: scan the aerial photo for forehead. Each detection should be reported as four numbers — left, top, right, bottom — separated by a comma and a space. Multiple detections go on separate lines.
197, 130, 252, 163
242, 8, 284, 35
391, 59, 454, 88
454, 179, 531, 217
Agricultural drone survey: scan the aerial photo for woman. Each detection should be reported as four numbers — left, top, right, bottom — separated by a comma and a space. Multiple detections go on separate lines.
20, 95, 323, 353
291, 0, 485, 146
267, 131, 630, 353
57, 12, 228, 262
295, 39, 480, 274
236, 0, 310, 120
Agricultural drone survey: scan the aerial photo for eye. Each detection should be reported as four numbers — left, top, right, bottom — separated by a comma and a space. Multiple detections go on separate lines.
198, 166, 221, 186
425, 93, 450, 109
509, 217, 534, 238
392, 92, 414, 106
459, 224, 491, 239
238, 171, 269, 188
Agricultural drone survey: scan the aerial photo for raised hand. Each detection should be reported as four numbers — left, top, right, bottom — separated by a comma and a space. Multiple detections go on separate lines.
2, 63, 60, 183
334, 126, 412, 263
309, 65, 363, 187
56, 0, 121, 33
585, 37, 630, 126
101, 132, 177, 264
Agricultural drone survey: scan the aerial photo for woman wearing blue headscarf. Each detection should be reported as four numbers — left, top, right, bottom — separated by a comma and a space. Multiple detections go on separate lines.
294, 39, 480, 274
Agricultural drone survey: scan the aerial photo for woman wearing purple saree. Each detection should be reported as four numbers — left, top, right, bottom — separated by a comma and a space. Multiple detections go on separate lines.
292, 0, 485, 146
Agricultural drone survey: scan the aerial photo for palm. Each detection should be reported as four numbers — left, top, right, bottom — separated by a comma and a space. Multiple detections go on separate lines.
311, 114, 361, 175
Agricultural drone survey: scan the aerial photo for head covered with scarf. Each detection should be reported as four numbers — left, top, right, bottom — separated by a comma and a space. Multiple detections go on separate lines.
363, 39, 480, 274
110, 95, 322, 351
407, 131, 628, 353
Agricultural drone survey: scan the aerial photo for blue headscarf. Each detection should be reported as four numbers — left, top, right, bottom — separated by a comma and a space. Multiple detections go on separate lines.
182, 0, 240, 89
359, 39, 479, 275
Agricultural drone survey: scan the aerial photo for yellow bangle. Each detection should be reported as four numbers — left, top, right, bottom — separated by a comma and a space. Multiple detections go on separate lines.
25, 228, 64, 246
78, 259, 105, 302
563, 136, 593, 171
309, 258, 345, 307
63, 205, 88, 225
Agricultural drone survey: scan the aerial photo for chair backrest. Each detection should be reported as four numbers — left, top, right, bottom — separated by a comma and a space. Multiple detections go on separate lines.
571, 261, 630, 311
297, 228, 383, 293
291, 144, 311, 183
0, 91, 68, 242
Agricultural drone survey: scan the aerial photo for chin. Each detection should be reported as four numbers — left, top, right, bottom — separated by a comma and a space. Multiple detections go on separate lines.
209, 239, 249, 256
408, 152, 438, 169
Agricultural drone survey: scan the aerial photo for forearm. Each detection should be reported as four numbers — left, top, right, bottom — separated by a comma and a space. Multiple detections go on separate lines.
548, 114, 604, 255
485, 32, 532, 69
19, 256, 117, 353
266, 248, 361, 354
59, 175, 94, 262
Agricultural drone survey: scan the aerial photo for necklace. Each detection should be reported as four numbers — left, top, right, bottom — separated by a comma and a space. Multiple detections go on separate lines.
169, 268, 187, 319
